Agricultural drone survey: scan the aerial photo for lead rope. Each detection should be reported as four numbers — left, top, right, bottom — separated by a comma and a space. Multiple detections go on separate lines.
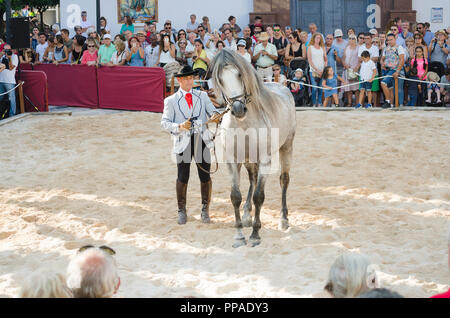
195, 106, 231, 175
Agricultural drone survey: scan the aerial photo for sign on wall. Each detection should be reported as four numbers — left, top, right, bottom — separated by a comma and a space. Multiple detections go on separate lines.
430, 7, 443, 23
117, 0, 158, 23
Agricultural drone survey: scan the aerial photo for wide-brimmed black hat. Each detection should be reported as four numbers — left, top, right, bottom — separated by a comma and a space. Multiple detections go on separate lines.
174, 65, 199, 78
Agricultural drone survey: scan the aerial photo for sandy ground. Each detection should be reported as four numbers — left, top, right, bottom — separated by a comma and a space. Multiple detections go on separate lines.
0, 110, 449, 298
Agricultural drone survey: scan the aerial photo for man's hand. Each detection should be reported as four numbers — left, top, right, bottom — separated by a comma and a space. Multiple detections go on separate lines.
393, 71, 399, 79
209, 113, 222, 124
179, 119, 192, 131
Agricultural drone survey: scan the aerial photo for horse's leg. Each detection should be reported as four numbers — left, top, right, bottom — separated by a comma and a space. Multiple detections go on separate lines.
249, 163, 269, 247
228, 163, 246, 248
242, 163, 258, 228
279, 136, 294, 231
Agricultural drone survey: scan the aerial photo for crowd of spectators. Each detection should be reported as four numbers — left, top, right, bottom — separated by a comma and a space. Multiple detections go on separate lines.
1, 11, 450, 118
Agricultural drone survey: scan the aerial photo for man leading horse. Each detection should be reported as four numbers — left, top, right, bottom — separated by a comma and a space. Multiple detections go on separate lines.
161, 66, 222, 225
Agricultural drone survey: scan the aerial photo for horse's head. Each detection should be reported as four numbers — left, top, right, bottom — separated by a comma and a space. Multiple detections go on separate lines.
221, 65, 250, 120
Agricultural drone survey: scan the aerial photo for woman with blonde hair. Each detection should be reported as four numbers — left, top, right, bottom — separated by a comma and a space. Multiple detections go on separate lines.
324, 253, 379, 298
20, 270, 73, 298
81, 37, 98, 66
307, 33, 327, 107
109, 39, 127, 66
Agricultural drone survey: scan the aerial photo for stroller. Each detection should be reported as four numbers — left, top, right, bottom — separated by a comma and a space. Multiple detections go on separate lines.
288, 59, 311, 106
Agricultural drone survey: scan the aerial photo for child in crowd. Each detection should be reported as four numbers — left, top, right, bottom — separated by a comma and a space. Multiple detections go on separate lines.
322, 66, 346, 108
356, 50, 377, 109
409, 46, 428, 104
406, 67, 420, 106
426, 71, 441, 104
288, 68, 306, 106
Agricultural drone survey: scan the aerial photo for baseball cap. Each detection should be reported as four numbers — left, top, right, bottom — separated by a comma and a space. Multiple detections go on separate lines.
369, 28, 378, 35
334, 29, 343, 37
103, 34, 112, 40
295, 68, 303, 74
237, 39, 247, 47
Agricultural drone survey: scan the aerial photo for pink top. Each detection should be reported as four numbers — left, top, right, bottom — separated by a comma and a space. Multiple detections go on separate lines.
410, 57, 428, 80
81, 50, 98, 64
431, 288, 450, 298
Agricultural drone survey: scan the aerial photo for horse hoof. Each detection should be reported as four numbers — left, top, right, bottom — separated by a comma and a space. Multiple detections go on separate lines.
279, 219, 289, 231
242, 217, 253, 228
233, 238, 247, 248
249, 238, 261, 247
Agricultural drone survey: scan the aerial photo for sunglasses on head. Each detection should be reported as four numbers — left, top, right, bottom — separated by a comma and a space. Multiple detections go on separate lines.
78, 245, 116, 255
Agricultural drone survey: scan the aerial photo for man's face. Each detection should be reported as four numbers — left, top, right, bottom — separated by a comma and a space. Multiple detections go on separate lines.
178, 75, 194, 89
230, 18, 236, 25
198, 27, 205, 36
446, 74, 450, 81
150, 35, 157, 45
274, 26, 281, 37
138, 34, 145, 42
224, 30, 232, 39
243, 27, 251, 37
82, 13, 87, 21
365, 35, 371, 45
387, 36, 396, 46
104, 38, 111, 46
125, 30, 132, 40
39, 34, 46, 43
190, 15, 196, 23
402, 22, 409, 31
255, 19, 262, 25
254, 27, 262, 34
76, 28, 82, 35
150, 24, 156, 33
309, 24, 317, 34
417, 24, 424, 34
326, 35, 333, 46
164, 23, 171, 33
285, 28, 292, 37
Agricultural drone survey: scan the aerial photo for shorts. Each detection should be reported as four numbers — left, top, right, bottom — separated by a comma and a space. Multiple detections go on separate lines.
360, 81, 373, 91
381, 69, 403, 89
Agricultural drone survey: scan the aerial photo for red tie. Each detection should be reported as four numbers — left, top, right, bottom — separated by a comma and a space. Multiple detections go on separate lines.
185, 93, 193, 109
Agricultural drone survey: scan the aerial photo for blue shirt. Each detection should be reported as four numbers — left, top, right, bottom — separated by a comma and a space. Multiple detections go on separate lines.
326, 46, 337, 74
423, 31, 434, 46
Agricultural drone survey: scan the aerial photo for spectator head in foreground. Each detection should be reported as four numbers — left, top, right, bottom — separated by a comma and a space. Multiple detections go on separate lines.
359, 288, 403, 298
67, 245, 120, 298
324, 253, 379, 298
19, 269, 73, 298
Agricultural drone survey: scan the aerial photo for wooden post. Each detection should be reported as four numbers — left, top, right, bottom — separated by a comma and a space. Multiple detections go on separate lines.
395, 77, 399, 108
18, 81, 25, 114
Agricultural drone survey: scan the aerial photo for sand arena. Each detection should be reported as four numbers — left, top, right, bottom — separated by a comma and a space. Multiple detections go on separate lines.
0, 110, 449, 298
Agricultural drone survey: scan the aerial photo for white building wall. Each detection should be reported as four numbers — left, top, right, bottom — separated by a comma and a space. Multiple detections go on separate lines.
412, 0, 450, 32
60, 0, 253, 37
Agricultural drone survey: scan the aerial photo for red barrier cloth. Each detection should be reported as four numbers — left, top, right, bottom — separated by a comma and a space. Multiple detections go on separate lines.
97, 66, 165, 112
18, 70, 48, 112
25, 64, 98, 108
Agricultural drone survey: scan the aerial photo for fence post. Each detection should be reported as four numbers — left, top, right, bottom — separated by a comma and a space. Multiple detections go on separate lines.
18, 81, 25, 114
395, 77, 399, 108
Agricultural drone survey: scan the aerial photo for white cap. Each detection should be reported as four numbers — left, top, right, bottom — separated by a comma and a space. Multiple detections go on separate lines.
237, 39, 247, 47
103, 34, 112, 40
334, 29, 343, 37
369, 29, 378, 35
295, 68, 303, 74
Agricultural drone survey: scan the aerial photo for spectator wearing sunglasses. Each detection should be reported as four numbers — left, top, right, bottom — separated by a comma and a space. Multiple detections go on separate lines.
81, 38, 98, 66
20, 269, 73, 298
67, 245, 120, 298
145, 34, 160, 67
164, 22, 178, 43
120, 16, 135, 35
416, 23, 433, 46
390, 25, 406, 48
197, 25, 210, 46
413, 33, 429, 60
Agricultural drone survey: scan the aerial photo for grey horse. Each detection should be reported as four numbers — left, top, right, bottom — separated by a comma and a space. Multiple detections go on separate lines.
209, 50, 297, 247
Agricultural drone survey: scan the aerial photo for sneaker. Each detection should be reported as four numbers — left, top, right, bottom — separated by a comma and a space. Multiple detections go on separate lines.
365, 104, 373, 109
382, 101, 391, 109
331, 104, 337, 108
355, 104, 362, 109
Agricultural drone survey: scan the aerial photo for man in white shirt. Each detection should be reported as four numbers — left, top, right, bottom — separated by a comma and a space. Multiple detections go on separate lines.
357, 32, 380, 106
144, 34, 159, 67
80, 11, 94, 38
35, 32, 48, 63
186, 32, 196, 67
0, 45, 19, 116
222, 28, 237, 51
186, 14, 199, 36
253, 32, 278, 81
196, 25, 210, 46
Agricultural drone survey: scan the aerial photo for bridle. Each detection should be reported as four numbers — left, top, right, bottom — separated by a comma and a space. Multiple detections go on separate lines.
221, 92, 252, 108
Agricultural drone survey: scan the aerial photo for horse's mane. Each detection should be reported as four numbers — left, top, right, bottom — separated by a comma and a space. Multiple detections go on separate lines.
209, 50, 280, 127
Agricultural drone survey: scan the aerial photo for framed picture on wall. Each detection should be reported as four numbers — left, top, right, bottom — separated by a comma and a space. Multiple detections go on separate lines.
117, 0, 158, 23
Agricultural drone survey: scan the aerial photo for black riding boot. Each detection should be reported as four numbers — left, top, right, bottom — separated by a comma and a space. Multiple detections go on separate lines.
176, 180, 188, 225
200, 180, 212, 224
